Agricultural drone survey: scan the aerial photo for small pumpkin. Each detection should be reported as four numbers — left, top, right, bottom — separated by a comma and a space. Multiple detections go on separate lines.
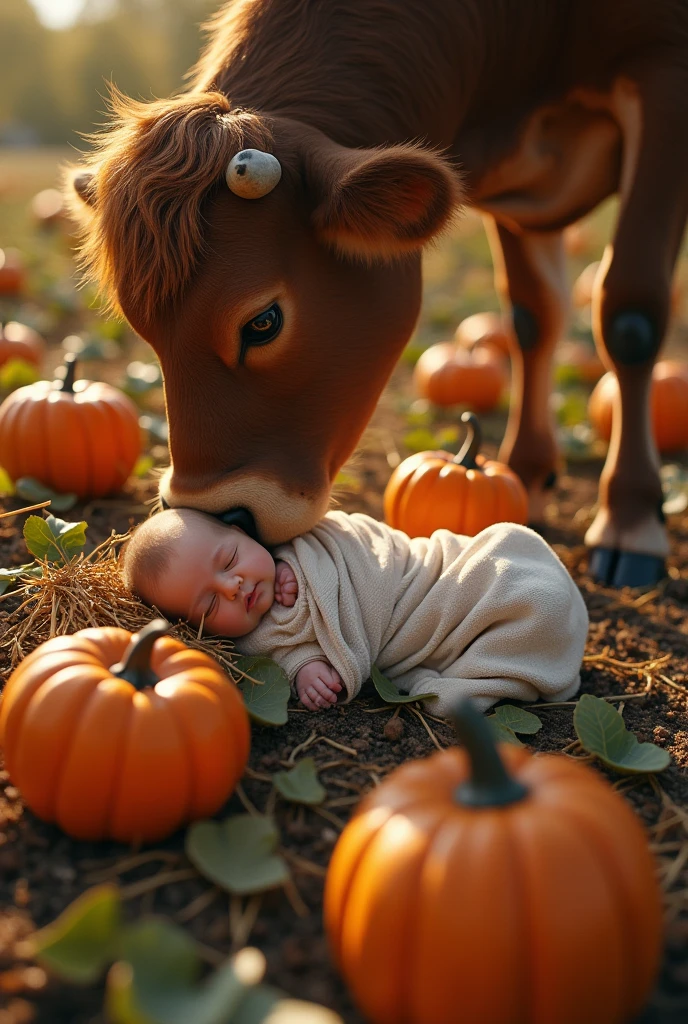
0, 353, 141, 497
325, 699, 663, 1024
0, 620, 251, 843
384, 412, 528, 537
0, 321, 45, 369
0, 248, 25, 297
589, 361, 688, 453
413, 341, 505, 411
454, 310, 512, 360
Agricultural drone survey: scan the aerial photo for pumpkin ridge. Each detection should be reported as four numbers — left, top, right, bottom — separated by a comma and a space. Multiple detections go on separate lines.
150, 684, 197, 820
92, 684, 136, 840
53, 674, 129, 835
390, 808, 447, 1023
151, 686, 195, 822
552, 797, 661, 1019
503, 808, 538, 1024
511, 808, 624, 1024
18, 667, 106, 821
99, 395, 130, 490
325, 806, 397, 960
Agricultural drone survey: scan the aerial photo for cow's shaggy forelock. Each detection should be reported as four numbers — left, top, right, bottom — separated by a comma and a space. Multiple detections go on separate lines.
67, 89, 274, 324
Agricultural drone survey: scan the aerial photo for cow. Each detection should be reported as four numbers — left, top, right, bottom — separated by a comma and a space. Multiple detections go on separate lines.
67, 0, 688, 587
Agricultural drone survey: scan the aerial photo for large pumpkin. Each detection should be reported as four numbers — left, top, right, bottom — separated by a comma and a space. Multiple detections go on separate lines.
0, 353, 141, 497
0, 321, 45, 369
325, 699, 663, 1024
413, 341, 505, 411
0, 620, 250, 843
589, 361, 688, 453
384, 412, 528, 537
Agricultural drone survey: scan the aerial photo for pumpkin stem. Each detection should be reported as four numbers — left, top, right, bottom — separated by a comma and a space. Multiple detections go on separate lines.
59, 353, 78, 394
110, 618, 170, 690
453, 411, 481, 470
452, 698, 529, 808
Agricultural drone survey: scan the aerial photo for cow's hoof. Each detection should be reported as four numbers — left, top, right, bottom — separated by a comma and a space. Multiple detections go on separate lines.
588, 547, 666, 587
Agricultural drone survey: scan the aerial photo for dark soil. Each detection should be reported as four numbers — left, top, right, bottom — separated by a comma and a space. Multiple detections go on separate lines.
1, 382, 687, 1024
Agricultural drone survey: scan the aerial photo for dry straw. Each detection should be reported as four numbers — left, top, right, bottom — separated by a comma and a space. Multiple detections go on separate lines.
1, 530, 239, 678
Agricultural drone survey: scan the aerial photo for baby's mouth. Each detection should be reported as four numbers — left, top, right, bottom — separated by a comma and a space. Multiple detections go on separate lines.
245, 585, 258, 612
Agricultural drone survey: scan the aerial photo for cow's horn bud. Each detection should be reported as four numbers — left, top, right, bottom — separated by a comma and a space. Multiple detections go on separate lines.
226, 149, 282, 198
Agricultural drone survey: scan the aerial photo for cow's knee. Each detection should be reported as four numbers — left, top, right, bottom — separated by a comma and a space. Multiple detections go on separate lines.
606, 310, 660, 365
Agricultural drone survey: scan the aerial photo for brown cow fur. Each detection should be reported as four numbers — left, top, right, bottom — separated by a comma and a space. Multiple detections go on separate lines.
67, 0, 688, 582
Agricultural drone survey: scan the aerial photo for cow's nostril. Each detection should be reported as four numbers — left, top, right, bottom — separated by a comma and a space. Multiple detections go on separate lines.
217, 506, 260, 541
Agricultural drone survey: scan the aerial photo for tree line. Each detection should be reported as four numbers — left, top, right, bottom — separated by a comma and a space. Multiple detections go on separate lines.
0, 0, 219, 145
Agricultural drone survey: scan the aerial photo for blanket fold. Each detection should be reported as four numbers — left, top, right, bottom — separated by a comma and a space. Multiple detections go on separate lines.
236, 512, 588, 717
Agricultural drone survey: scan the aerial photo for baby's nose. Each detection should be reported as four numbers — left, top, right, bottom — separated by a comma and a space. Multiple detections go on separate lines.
220, 574, 243, 599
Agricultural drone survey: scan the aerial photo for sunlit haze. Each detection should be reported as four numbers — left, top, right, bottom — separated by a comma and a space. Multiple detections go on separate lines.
28, 1, 86, 30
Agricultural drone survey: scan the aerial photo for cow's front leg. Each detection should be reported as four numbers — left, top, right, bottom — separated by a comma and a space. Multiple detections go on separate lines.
586, 70, 688, 587
485, 219, 567, 522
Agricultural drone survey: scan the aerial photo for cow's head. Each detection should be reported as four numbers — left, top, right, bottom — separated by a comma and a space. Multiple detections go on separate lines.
68, 91, 463, 543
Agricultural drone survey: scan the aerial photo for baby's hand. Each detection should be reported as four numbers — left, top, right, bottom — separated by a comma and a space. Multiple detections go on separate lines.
274, 560, 298, 607
295, 661, 343, 711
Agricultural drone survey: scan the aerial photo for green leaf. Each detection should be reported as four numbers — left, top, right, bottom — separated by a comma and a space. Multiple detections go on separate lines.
0, 563, 42, 595
489, 704, 542, 735
574, 694, 671, 774
186, 815, 290, 896
0, 358, 40, 392
16, 477, 77, 512
333, 470, 361, 494
23, 514, 87, 564
488, 721, 524, 747
273, 758, 326, 806
234, 656, 290, 726
32, 884, 121, 984
106, 962, 156, 1024
403, 427, 441, 453
132, 455, 155, 478
0, 465, 15, 495
110, 923, 261, 1024
371, 665, 436, 705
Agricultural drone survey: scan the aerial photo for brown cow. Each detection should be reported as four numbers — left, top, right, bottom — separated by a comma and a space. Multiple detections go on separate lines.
67, 0, 688, 586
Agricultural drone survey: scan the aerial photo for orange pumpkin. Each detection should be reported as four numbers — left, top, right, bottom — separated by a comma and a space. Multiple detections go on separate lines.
413, 341, 506, 411
384, 412, 528, 537
0, 354, 141, 497
325, 699, 663, 1024
0, 620, 250, 843
0, 248, 25, 297
589, 361, 688, 453
454, 311, 512, 360
0, 321, 45, 369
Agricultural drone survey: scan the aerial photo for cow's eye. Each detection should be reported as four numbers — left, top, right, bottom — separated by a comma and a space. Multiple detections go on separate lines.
240, 303, 283, 360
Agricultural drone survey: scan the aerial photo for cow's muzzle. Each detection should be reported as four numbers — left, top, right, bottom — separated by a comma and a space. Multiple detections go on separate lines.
159, 497, 260, 542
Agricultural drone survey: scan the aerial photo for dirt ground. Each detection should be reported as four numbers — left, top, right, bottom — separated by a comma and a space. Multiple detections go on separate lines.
0, 376, 687, 1024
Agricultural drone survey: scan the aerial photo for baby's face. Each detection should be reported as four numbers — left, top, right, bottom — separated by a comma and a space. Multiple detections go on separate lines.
150, 519, 276, 637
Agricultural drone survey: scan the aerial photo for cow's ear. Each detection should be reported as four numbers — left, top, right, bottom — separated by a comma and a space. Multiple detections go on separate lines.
309, 142, 463, 260
70, 169, 97, 207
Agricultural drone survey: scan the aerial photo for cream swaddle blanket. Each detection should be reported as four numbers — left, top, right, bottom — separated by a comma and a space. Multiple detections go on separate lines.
237, 511, 588, 717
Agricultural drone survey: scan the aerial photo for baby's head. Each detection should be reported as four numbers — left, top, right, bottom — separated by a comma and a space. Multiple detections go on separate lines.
121, 508, 276, 636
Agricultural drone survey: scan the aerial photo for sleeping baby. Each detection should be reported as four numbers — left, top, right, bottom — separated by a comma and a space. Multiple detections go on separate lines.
121, 507, 589, 716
